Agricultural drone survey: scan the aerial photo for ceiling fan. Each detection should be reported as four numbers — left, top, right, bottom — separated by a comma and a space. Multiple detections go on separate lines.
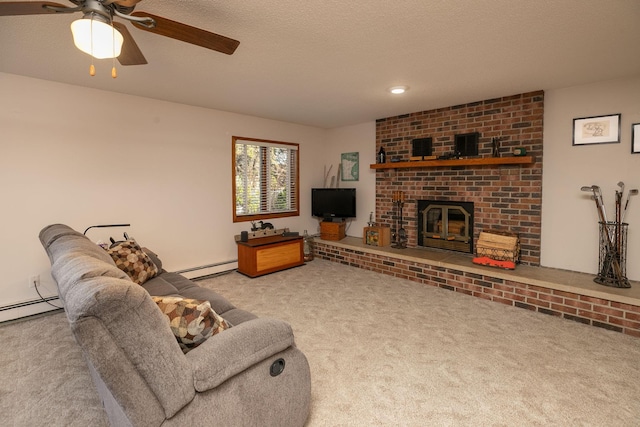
0, 0, 240, 69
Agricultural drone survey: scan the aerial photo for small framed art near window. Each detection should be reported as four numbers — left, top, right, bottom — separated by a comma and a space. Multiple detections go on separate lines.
632, 123, 640, 154
572, 113, 620, 146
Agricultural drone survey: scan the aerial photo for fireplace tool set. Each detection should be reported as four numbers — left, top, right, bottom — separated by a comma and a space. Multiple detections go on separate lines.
581, 183, 637, 288
391, 191, 408, 249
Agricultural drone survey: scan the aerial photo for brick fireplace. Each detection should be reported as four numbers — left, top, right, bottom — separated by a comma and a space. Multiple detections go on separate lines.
316, 90, 640, 338
375, 91, 543, 265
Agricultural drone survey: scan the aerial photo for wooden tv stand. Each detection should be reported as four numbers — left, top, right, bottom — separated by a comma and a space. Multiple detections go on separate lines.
236, 235, 304, 278
320, 220, 346, 241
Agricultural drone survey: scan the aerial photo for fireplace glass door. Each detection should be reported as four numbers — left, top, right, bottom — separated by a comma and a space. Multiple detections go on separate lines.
418, 201, 474, 253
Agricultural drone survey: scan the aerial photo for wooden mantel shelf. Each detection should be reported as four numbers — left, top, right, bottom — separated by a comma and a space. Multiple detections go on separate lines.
369, 155, 534, 170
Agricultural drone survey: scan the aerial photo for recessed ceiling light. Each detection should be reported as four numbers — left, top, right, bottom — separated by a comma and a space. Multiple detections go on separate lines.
389, 86, 408, 94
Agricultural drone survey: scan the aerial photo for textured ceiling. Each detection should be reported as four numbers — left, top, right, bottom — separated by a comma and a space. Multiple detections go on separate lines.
1, 0, 639, 128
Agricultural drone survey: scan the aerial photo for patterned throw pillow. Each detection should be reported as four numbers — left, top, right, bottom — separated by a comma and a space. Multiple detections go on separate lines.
107, 240, 159, 285
152, 296, 230, 353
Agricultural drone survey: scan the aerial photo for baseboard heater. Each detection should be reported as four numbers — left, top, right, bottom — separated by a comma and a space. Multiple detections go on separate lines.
1, 260, 237, 322
175, 259, 238, 280
0, 296, 63, 323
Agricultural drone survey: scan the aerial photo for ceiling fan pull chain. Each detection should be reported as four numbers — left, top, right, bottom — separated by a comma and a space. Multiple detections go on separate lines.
90, 14, 94, 58
89, 13, 96, 76
111, 19, 117, 78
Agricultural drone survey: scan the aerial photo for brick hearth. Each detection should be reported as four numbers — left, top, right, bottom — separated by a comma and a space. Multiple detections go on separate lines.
315, 238, 640, 338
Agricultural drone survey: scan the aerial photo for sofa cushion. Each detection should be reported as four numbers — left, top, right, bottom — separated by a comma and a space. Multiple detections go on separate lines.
141, 275, 180, 296
51, 251, 132, 301
161, 272, 236, 315
107, 240, 158, 285
40, 225, 116, 266
142, 247, 163, 272
152, 296, 230, 353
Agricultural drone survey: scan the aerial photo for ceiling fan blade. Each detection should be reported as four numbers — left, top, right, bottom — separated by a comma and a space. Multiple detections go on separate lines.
113, 0, 142, 7
113, 22, 147, 65
130, 11, 240, 55
0, 1, 68, 16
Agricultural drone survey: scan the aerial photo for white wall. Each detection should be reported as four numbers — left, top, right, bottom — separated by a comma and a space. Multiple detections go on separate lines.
0, 72, 326, 320
322, 122, 377, 237
541, 75, 640, 280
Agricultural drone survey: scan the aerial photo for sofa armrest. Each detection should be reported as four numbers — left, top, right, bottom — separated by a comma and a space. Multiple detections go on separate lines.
187, 317, 295, 392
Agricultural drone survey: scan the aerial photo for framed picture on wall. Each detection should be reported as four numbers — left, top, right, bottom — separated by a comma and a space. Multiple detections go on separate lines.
572, 114, 620, 146
633, 123, 640, 154
340, 152, 359, 181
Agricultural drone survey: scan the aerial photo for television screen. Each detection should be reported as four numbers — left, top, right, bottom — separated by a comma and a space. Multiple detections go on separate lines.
311, 188, 356, 219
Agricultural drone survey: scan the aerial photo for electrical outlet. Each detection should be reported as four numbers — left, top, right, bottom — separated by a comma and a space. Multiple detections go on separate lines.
29, 275, 40, 289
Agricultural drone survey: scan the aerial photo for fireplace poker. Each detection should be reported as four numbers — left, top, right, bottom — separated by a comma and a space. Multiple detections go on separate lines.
391, 191, 407, 249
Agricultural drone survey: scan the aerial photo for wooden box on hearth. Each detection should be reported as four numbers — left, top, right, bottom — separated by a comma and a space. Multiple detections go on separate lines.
320, 220, 346, 241
363, 226, 391, 247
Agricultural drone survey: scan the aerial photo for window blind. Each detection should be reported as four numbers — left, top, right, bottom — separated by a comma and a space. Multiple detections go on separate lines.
233, 137, 299, 221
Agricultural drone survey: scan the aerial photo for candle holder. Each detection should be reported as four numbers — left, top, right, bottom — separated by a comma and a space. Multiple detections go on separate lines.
391, 191, 407, 249
367, 211, 375, 227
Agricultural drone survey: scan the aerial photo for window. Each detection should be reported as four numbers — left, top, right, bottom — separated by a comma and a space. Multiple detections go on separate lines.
232, 136, 299, 222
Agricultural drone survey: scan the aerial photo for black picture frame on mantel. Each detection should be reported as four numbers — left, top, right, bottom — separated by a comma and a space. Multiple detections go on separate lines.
632, 123, 640, 154
454, 132, 479, 156
572, 113, 621, 146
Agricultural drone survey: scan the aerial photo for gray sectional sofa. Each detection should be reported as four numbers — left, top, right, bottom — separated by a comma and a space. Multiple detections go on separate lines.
39, 224, 311, 426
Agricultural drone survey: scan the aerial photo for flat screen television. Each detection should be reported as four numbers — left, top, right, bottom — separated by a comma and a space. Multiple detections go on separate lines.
311, 188, 356, 220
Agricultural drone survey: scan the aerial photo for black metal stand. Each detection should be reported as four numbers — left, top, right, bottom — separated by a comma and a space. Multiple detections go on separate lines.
594, 221, 630, 288
83, 223, 130, 235
391, 196, 407, 249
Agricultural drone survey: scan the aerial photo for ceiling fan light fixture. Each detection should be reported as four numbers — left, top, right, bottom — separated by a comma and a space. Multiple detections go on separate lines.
389, 86, 408, 95
71, 15, 123, 59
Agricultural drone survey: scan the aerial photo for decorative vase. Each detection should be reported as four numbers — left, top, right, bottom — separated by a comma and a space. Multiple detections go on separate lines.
303, 230, 314, 261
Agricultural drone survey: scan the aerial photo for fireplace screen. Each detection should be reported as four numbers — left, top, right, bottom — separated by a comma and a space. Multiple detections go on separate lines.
418, 201, 474, 253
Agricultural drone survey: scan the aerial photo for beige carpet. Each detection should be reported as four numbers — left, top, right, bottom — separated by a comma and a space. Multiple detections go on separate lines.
2, 259, 640, 426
